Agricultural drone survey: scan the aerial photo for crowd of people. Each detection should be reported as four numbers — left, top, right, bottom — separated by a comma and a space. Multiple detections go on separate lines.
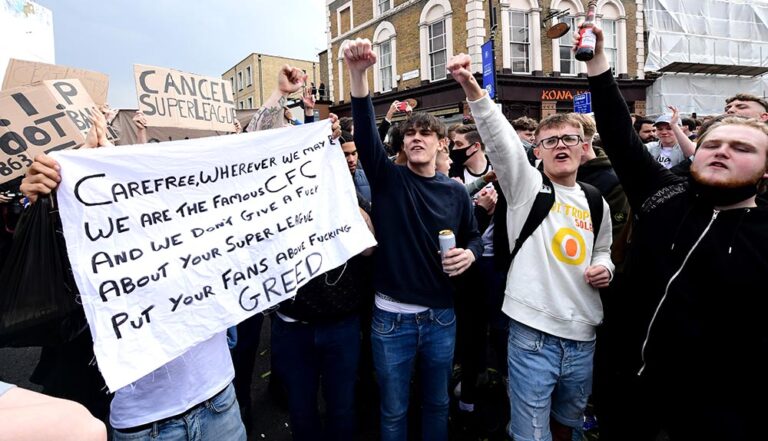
1, 23, 766, 441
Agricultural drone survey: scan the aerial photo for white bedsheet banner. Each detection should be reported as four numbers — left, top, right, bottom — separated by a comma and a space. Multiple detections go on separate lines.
51, 120, 376, 391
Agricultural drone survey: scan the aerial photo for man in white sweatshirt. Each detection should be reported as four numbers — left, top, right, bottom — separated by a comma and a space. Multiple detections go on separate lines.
447, 54, 614, 441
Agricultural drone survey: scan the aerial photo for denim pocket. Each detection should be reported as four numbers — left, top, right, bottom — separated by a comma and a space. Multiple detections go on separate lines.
371, 313, 396, 335
509, 321, 543, 352
209, 384, 237, 414
433, 308, 456, 327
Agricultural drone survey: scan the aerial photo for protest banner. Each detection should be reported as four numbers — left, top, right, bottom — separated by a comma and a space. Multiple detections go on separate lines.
52, 120, 376, 391
134, 64, 237, 132
0, 79, 102, 183
2, 59, 109, 105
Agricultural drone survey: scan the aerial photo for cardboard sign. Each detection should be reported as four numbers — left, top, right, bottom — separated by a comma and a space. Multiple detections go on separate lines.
134, 64, 237, 132
0, 80, 100, 183
52, 120, 376, 390
2, 59, 109, 105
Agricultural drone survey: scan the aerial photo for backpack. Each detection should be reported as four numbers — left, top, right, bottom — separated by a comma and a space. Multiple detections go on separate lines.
495, 172, 603, 270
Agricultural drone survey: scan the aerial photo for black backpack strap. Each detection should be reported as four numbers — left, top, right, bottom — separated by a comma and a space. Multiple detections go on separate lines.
577, 181, 603, 244
510, 174, 556, 261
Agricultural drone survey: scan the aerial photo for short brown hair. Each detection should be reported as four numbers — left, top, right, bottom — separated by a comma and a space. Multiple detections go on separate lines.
401, 112, 447, 139
571, 113, 596, 139
534, 113, 584, 139
447, 123, 463, 139
725, 93, 768, 112
453, 124, 483, 150
512, 116, 538, 132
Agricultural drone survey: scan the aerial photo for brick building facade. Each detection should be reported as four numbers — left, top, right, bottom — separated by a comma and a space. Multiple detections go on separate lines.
324, 0, 652, 121
222, 54, 319, 110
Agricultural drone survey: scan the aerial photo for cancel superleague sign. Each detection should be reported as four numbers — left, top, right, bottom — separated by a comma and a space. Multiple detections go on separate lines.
134, 64, 236, 132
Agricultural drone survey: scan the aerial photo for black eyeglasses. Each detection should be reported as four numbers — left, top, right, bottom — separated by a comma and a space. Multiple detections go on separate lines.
537, 134, 582, 149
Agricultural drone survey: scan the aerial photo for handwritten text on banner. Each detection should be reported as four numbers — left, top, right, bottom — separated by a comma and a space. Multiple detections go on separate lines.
52, 121, 376, 390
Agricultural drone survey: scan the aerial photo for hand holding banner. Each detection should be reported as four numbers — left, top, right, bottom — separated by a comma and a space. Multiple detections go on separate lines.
52, 120, 376, 390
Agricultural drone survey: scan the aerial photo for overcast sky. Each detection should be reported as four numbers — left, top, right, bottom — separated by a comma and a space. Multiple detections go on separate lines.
35, 0, 327, 108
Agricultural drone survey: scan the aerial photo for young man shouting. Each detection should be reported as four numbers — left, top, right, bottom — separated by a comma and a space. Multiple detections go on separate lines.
447, 55, 614, 441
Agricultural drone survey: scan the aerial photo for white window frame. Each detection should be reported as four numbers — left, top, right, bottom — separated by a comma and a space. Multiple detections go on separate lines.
508, 11, 530, 74
557, 16, 577, 75
229, 77, 235, 95
373, 0, 393, 17
602, 19, 618, 75
336, 1, 353, 37
597, 0, 627, 76
500, 0, 541, 73
429, 20, 448, 80
245, 66, 252, 87
373, 21, 397, 93
237, 71, 243, 90
380, 40, 394, 91
247, 97, 253, 109
239, 100, 245, 109
549, 0, 584, 75
419, 0, 453, 82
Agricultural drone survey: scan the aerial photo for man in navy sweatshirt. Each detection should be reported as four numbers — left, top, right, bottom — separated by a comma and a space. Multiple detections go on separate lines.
342, 38, 483, 441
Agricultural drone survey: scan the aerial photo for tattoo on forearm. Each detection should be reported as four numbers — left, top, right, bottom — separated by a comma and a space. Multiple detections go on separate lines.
246, 96, 287, 132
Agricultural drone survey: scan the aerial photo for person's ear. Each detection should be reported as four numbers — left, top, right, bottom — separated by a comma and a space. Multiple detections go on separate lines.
534, 146, 542, 159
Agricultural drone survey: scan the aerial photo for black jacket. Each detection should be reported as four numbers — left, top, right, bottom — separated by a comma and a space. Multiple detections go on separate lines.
590, 69, 768, 438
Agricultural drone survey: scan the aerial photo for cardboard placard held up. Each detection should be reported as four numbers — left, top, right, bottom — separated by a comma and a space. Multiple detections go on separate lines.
2, 59, 109, 106
0, 80, 92, 184
134, 64, 237, 132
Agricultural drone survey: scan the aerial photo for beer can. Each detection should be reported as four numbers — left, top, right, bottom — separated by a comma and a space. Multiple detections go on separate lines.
439, 229, 456, 259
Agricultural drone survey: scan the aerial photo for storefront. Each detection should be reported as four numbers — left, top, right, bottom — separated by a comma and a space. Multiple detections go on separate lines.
329, 73, 653, 123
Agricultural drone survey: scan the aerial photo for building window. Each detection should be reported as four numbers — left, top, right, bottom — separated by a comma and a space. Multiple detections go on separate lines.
230, 77, 234, 94
602, 19, 618, 75
378, 0, 392, 15
245, 66, 252, 87
597, 0, 626, 76
239, 100, 244, 109
379, 40, 393, 91
337, 2, 353, 37
247, 97, 253, 108
237, 71, 243, 90
373, 21, 397, 93
419, 0, 453, 82
558, 16, 576, 74
429, 20, 447, 80
509, 11, 530, 73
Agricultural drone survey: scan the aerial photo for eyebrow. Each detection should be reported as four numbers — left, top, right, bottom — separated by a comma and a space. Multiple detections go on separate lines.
702, 138, 759, 150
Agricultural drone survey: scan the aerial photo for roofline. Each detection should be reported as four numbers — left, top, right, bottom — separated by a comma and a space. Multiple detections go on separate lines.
222, 52, 320, 76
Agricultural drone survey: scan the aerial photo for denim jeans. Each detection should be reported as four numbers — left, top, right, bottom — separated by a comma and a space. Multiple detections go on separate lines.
370, 306, 456, 441
111, 383, 245, 441
506, 320, 595, 441
271, 314, 361, 441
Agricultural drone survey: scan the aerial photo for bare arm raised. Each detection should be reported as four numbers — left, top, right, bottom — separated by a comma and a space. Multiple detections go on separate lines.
246, 65, 307, 132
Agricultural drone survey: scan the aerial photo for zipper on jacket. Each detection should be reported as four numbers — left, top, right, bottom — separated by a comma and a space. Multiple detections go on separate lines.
638, 209, 719, 376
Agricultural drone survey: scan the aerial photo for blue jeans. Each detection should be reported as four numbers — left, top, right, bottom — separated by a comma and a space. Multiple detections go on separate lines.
271, 314, 361, 441
371, 306, 456, 441
506, 320, 595, 441
111, 383, 245, 441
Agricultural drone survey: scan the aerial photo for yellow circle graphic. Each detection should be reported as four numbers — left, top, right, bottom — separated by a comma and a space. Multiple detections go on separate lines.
551, 227, 587, 265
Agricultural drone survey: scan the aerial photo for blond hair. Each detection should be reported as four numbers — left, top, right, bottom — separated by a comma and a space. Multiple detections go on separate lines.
534, 113, 585, 139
